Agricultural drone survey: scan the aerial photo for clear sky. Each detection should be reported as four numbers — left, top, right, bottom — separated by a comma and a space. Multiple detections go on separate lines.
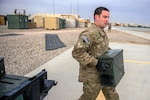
0, 0, 150, 25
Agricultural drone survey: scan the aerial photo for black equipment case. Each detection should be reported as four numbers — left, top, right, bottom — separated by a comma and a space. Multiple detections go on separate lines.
0, 58, 57, 100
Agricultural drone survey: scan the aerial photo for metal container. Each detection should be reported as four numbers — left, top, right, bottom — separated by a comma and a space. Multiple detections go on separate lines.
7, 15, 28, 29
87, 22, 92, 27
97, 49, 124, 87
33, 16, 44, 28
78, 22, 85, 28
44, 17, 59, 30
24, 16, 28, 28
65, 18, 76, 28
59, 18, 66, 29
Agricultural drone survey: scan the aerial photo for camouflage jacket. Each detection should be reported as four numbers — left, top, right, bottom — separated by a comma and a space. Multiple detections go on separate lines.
72, 24, 109, 82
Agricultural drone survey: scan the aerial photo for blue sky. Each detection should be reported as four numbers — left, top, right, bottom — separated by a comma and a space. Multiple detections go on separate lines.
0, 0, 150, 25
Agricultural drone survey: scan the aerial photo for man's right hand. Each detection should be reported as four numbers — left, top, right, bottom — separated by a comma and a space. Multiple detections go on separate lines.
96, 60, 111, 72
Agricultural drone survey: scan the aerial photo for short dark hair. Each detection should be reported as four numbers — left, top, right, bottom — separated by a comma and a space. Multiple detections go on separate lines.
94, 7, 109, 16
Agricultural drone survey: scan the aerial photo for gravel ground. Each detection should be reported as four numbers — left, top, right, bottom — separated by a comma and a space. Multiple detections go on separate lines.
0, 26, 150, 76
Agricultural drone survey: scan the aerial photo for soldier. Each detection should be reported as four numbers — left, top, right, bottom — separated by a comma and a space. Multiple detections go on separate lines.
108, 23, 112, 32
72, 7, 119, 100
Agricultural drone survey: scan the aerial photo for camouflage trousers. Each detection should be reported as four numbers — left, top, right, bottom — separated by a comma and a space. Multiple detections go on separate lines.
102, 86, 119, 100
78, 81, 119, 100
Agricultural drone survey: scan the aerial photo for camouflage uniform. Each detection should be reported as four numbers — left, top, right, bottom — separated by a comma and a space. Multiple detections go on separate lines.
72, 24, 119, 100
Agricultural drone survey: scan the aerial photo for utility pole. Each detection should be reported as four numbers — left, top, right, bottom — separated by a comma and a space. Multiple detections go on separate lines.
70, 2, 72, 14
77, 0, 79, 15
53, 0, 55, 15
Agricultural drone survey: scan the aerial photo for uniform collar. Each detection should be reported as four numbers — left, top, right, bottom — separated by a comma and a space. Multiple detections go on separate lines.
92, 24, 105, 36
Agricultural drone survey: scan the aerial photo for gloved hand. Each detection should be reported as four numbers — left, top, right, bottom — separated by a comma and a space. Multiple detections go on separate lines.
96, 60, 111, 72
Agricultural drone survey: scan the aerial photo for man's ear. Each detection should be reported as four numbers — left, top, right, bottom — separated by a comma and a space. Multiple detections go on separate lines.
95, 15, 99, 20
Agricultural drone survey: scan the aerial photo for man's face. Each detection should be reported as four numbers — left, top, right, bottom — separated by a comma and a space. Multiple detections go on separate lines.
96, 10, 110, 29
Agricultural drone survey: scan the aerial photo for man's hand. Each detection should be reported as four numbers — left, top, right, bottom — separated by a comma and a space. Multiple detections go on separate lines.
96, 60, 111, 72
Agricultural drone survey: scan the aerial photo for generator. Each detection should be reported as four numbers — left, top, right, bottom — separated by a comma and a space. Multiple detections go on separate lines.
97, 49, 124, 87
0, 58, 57, 100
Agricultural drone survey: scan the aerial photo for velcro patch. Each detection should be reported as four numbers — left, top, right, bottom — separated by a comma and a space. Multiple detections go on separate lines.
81, 36, 90, 43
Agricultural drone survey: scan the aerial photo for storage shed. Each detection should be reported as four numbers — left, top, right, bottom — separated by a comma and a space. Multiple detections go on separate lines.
44, 17, 59, 30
